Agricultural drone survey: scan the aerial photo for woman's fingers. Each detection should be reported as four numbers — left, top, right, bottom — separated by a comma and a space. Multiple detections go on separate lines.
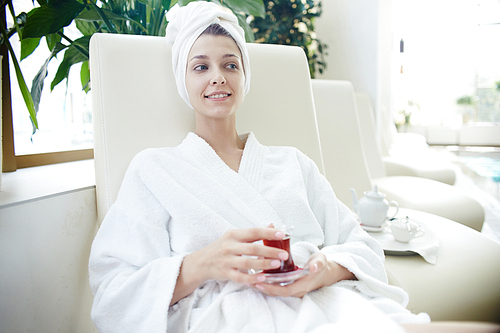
254, 277, 310, 298
226, 227, 286, 243
233, 255, 283, 272
306, 252, 327, 273
236, 242, 288, 260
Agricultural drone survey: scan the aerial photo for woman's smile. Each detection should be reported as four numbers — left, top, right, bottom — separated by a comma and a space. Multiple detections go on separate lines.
205, 92, 231, 100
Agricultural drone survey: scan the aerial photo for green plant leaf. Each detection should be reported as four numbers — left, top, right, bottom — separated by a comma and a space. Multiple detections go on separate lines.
234, 12, 254, 42
50, 36, 90, 91
0, 18, 38, 129
222, 0, 265, 18
75, 19, 98, 36
88, 1, 118, 33
22, 0, 86, 39
162, 0, 172, 10
31, 55, 53, 117
20, 37, 41, 60
168, 0, 178, 9
178, 0, 196, 6
80, 60, 90, 93
31, 42, 69, 119
46, 32, 62, 51
13, 50, 38, 130
76, 7, 129, 23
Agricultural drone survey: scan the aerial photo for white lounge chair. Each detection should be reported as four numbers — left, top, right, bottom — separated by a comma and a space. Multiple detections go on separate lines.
311, 79, 484, 232
355, 92, 457, 186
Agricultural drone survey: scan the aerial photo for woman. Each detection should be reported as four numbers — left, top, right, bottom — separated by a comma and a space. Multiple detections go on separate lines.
89, 2, 430, 332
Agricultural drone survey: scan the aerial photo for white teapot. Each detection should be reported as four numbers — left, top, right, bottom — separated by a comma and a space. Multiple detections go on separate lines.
350, 185, 399, 228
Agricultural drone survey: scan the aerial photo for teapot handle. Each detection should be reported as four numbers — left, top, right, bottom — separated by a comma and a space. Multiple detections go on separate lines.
387, 201, 399, 220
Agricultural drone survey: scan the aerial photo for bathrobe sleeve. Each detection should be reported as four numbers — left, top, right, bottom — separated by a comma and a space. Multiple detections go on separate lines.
89, 152, 184, 333
295, 151, 410, 306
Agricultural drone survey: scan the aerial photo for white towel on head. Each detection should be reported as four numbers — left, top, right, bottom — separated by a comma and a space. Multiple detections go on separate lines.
165, 1, 251, 109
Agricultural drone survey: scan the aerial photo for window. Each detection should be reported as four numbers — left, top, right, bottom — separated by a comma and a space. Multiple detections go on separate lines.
392, 0, 500, 129
3, 0, 92, 170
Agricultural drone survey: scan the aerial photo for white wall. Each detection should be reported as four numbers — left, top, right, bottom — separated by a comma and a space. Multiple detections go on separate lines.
315, 0, 394, 135
0, 188, 98, 333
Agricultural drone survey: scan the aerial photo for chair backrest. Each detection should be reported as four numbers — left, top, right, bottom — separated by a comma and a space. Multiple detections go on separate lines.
355, 92, 386, 179
311, 79, 372, 209
90, 33, 323, 223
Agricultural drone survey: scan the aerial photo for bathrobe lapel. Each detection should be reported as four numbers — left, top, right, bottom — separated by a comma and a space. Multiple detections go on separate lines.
176, 132, 284, 230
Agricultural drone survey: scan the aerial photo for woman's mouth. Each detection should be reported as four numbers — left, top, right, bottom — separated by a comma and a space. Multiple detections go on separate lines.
205, 93, 231, 99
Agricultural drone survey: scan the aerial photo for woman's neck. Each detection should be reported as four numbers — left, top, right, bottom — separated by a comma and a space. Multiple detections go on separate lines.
195, 117, 244, 157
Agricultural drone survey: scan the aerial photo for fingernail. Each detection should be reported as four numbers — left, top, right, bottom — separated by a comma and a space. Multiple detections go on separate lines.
275, 231, 285, 238
312, 263, 318, 273
255, 284, 265, 290
270, 260, 281, 268
278, 252, 289, 260
257, 275, 266, 282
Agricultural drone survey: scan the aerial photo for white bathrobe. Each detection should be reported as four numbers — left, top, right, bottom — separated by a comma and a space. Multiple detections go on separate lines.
89, 132, 430, 333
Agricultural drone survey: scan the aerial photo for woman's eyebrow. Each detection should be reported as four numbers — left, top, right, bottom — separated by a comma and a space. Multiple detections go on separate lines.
189, 55, 208, 62
189, 54, 239, 62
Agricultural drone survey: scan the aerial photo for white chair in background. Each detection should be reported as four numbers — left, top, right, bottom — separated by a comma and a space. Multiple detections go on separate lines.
311, 78, 500, 323
355, 92, 457, 185
311, 79, 484, 232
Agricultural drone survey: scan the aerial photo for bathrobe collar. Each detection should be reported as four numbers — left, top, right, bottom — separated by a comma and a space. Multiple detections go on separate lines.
180, 131, 284, 229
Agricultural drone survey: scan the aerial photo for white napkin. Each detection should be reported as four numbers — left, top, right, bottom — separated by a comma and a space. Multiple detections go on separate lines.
365, 221, 440, 264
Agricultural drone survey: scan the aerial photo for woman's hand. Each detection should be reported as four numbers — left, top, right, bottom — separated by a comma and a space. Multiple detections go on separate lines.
196, 227, 291, 283
171, 227, 289, 305
251, 252, 356, 298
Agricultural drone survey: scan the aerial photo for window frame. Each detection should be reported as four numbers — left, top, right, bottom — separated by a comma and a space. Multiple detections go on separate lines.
1, 39, 93, 172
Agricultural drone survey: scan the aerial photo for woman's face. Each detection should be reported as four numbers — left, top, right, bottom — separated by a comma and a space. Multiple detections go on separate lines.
185, 34, 245, 122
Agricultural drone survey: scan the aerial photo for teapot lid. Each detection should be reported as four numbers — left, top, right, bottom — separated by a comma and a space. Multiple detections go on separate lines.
364, 185, 386, 198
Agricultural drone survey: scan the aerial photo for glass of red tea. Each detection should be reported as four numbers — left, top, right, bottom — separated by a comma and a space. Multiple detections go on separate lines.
263, 226, 297, 274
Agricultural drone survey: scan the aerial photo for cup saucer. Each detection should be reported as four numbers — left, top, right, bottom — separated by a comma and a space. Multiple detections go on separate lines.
360, 223, 385, 232
263, 267, 310, 286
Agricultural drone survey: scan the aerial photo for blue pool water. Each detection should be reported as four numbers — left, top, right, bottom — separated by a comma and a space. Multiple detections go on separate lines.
459, 155, 500, 182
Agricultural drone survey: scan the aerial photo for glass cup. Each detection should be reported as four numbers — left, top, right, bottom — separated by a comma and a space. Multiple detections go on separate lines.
263, 225, 297, 273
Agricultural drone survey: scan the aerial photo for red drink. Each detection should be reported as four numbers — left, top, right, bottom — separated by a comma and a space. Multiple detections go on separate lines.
263, 236, 297, 273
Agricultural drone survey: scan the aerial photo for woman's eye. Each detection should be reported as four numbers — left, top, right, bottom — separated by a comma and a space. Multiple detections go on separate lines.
226, 63, 238, 70
194, 64, 208, 71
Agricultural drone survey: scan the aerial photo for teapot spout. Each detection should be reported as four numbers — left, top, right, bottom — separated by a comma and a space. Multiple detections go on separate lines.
349, 188, 358, 214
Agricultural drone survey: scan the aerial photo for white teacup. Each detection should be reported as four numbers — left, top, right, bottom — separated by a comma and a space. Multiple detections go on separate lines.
387, 216, 425, 243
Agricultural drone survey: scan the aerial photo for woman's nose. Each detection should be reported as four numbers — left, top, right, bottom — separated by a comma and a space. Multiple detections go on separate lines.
211, 71, 226, 85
